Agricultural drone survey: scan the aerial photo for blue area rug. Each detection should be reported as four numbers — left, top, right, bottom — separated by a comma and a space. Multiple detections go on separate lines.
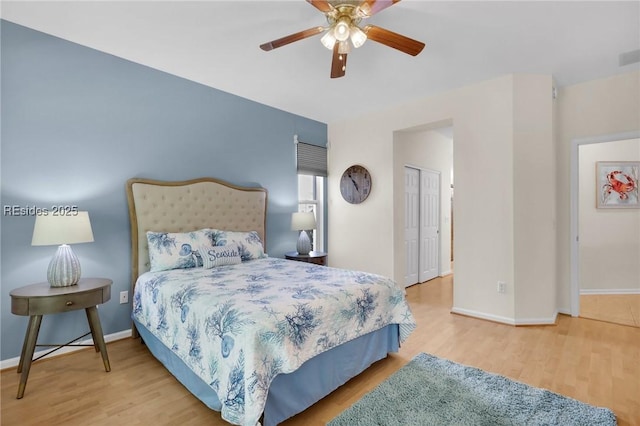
328, 353, 616, 426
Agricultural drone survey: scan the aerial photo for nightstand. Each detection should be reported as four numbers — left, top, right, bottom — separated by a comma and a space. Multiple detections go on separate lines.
285, 251, 328, 266
10, 278, 112, 399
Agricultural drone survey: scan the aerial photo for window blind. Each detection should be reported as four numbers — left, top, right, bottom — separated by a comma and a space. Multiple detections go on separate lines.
296, 140, 327, 177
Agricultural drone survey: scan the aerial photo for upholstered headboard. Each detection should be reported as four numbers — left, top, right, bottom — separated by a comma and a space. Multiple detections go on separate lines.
126, 177, 268, 286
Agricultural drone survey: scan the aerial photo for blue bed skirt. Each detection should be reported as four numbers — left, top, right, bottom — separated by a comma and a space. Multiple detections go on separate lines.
134, 319, 399, 425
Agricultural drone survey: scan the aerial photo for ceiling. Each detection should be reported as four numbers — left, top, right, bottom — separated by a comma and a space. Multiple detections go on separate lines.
2, 1, 639, 124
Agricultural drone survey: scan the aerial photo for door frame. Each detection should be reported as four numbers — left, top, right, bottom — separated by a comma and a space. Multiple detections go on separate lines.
570, 130, 640, 316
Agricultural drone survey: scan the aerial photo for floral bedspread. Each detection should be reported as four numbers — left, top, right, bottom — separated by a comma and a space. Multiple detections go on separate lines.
133, 258, 416, 426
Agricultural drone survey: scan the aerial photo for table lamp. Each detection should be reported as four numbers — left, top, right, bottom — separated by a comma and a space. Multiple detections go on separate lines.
32, 211, 94, 287
291, 212, 316, 255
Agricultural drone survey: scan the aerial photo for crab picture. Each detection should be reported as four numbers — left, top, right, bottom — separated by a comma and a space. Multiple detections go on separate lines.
602, 170, 637, 201
597, 162, 639, 208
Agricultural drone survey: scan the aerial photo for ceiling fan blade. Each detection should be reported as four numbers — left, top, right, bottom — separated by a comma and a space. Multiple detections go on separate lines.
331, 43, 347, 78
307, 0, 333, 13
363, 25, 425, 56
357, 0, 401, 17
260, 26, 325, 51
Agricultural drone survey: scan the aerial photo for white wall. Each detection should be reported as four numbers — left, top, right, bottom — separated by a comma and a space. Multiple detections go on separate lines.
512, 74, 557, 322
328, 74, 557, 324
327, 70, 639, 323
556, 71, 640, 310
578, 139, 640, 292
393, 128, 454, 279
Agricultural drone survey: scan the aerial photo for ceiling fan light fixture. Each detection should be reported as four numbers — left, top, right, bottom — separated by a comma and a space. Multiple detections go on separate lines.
321, 30, 337, 50
338, 40, 351, 54
349, 25, 367, 48
334, 17, 351, 42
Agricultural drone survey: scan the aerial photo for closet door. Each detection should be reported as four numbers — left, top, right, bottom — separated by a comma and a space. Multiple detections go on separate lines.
419, 169, 440, 282
404, 167, 420, 287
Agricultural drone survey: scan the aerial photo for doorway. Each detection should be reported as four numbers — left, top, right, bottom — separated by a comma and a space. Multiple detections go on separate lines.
404, 166, 440, 287
393, 124, 454, 289
570, 132, 640, 326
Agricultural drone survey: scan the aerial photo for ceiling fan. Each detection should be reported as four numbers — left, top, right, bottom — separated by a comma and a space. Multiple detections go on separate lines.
260, 0, 425, 78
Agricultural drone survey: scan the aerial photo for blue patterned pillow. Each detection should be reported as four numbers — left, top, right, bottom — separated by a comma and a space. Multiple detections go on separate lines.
198, 245, 242, 268
146, 230, 211, 272
204, 229, 266, 261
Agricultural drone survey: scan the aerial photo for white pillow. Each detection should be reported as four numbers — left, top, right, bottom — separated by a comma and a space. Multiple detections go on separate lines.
204, 229, 266, 261
198, 245, 242, 268
146, 229, 211, 272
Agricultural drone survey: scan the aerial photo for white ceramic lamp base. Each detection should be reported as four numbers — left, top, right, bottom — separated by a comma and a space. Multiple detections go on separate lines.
296, 231, 312, 255
47, 244, 81, 287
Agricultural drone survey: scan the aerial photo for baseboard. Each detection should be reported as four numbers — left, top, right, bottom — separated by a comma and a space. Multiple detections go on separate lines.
514, 312, 558, 326
557, 307, 573, 316
451, 307, 558, 326
440, 269, 453, 277
0, 329, 132, 370
580, 288, 640, 295
451, 307, 516, 325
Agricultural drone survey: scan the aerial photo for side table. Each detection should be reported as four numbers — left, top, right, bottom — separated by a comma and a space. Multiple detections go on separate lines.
285, 251, 328, 266
10, 277, 112, 399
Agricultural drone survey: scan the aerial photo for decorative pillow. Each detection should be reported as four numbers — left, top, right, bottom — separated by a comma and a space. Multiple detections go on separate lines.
146, 230, 212, 272
198, 245, 242, 269
204, 229, 266, 261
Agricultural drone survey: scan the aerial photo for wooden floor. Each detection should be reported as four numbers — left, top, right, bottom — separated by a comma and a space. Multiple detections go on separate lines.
580, 293, 640, 327
2, 275, 639, 425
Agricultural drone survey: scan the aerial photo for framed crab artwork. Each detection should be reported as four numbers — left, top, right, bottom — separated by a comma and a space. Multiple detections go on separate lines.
596, 161, 639, 209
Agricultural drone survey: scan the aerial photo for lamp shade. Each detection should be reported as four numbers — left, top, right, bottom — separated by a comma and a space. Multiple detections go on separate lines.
32, 211, 94, 246
291, 212, 316, 231
32, 211, 94, 287
350, 25, 367, 48
321, 30, 337, 50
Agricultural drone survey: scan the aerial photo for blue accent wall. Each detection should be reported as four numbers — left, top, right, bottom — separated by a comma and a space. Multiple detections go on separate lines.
0, 20, 327, 361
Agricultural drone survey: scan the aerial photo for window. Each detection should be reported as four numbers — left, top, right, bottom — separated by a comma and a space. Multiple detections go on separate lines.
295, 138, 327, 252
298, 175, 324, 252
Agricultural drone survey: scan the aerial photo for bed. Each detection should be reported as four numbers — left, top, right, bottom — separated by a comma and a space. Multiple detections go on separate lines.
126, 177, 416, 426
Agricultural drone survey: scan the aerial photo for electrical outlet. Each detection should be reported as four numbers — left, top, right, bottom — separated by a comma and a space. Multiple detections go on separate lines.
497, 281, 507, 294
119, 291, 129, 304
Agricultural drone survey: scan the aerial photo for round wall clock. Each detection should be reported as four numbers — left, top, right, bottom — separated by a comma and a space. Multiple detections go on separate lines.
340, 165, 372, 204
